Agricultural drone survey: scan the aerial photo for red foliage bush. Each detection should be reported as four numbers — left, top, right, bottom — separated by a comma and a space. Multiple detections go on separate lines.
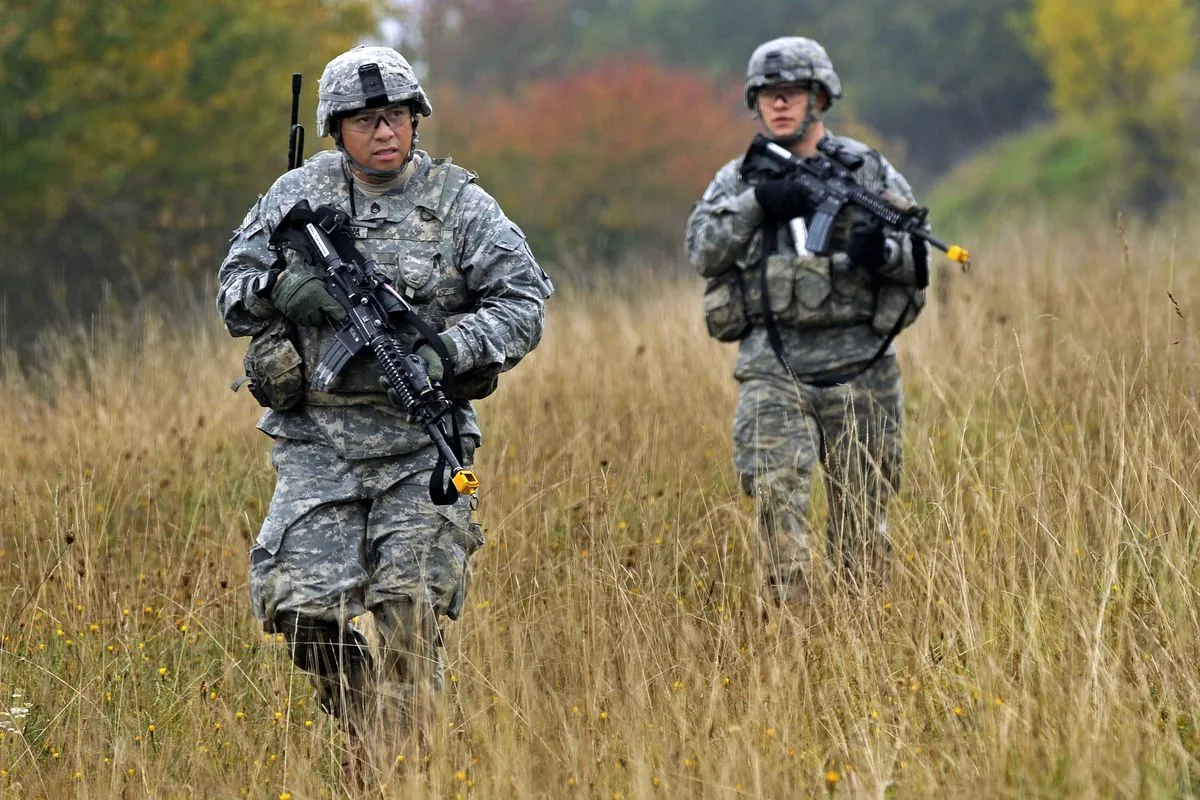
430, 59, 755, 262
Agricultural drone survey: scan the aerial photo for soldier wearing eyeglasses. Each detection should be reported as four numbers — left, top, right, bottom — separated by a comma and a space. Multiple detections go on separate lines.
217, 46, 553, 771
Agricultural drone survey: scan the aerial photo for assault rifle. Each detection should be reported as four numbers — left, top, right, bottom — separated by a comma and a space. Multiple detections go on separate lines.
743, 133, 971, 270
269, 200, 479, 505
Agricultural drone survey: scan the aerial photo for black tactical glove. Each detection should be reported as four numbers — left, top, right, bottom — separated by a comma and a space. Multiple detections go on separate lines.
845, 219, 888, 270
754, 179, 813, 220
269, 271, 347, 327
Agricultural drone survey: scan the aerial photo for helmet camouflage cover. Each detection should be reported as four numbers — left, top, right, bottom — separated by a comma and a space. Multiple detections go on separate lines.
744, 37, 844, 110
316, 45, 432, 137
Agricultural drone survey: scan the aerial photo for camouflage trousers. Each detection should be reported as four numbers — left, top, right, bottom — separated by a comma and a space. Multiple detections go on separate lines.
248, 437, 483, 761
732, 356, 903, 603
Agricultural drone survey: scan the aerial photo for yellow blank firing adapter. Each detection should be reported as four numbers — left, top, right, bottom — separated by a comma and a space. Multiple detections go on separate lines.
946, 245, 971, 269
453, 469, 480, 495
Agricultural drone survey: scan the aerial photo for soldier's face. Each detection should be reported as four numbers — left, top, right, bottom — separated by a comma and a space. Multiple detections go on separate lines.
339, 103, 415, 178
756, 83, 827, 138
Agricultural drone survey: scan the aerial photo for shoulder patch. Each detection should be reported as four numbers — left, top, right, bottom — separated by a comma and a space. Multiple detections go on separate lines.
230, 196, 265, 241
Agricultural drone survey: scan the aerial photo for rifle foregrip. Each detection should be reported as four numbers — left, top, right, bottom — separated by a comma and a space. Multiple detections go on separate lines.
374, 340, 421, 410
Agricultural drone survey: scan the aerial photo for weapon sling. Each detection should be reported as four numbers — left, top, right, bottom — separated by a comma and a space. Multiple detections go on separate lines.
758, 220, 924, 388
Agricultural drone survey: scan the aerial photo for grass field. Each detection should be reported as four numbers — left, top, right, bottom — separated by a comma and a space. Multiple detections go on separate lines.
2, 215, 1200, 798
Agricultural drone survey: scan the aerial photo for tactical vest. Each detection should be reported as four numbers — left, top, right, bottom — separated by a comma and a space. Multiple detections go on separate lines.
703, 138, 924, 345
703, 216, 876, 342
285, 152, 476, 399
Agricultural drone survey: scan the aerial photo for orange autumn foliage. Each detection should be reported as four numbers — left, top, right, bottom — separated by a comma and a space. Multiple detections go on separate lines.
430, 59, 755, 262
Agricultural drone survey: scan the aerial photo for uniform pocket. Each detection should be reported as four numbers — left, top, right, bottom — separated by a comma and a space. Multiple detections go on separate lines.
764, 254, 796, 316
702, 271, 749, 342
435, 509, 484, 621
366, 241, 439, 300
357, 225, 440, 300
255, 491, 329, 556
795, 256, 832, 312
461, 522, 486, 555
872, 283, 925, 335
240, 317, 304, 410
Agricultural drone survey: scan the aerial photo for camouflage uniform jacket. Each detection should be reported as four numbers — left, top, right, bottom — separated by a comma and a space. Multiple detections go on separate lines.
218, 149, 553, 459
684, 132, 927, 380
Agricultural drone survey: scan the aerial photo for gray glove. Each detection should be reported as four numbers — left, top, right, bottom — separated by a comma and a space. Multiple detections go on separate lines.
269, 271, 347, 327
415, 335, 458, 383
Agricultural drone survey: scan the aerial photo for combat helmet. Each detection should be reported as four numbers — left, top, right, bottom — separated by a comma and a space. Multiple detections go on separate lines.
744, 37, 842, 144
744, 37, 843, 111
316, 46, 432, 138
314, 46, 431, 179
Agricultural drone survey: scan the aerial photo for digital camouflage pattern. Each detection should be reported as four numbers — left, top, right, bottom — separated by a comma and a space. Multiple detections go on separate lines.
732, 356, 902, 600
220, 42, 550, 766
239, 316, 304, 410
219, 143, 551, 753
744, 37, 845, 110
685, 129, 924, 598
219, 148, 552, 461
685, 132, 925, 378
316, 45, 432, 137
249, 439, 483, 628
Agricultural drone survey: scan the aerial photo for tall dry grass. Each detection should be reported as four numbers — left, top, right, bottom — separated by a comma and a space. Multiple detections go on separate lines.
2, 214, 1200, 798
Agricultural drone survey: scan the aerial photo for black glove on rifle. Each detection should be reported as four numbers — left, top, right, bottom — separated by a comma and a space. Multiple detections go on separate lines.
845, 219, 888, 270
754, 179, 814, 220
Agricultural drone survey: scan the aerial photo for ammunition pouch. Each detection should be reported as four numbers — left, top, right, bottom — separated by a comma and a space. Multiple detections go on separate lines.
702, 270, 749, 342
446, 367, 501, 401
705, 252, 920, 343
235, 317, 305, 411
734, 254, 836, 330
871, 282, 924, 336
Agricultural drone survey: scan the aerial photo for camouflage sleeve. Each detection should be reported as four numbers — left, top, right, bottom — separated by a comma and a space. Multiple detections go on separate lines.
441, 183, 554, 376
684, 159, 764, 278
868, 152, 930, 288
216, 195, 283, 337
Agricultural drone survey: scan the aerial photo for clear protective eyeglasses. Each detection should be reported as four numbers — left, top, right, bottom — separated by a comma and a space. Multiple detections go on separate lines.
343, 104, 413, 134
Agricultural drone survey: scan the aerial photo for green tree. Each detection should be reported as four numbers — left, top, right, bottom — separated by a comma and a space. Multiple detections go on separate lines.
401, 0, 1050, 181
1028, 0, 1195, 212
400, 0, 574, 93
566, 0, 1049, 180
0, 0, 376, 340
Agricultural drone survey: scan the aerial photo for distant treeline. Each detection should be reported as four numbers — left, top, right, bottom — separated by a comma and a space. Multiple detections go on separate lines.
1, 0, 1195, 346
